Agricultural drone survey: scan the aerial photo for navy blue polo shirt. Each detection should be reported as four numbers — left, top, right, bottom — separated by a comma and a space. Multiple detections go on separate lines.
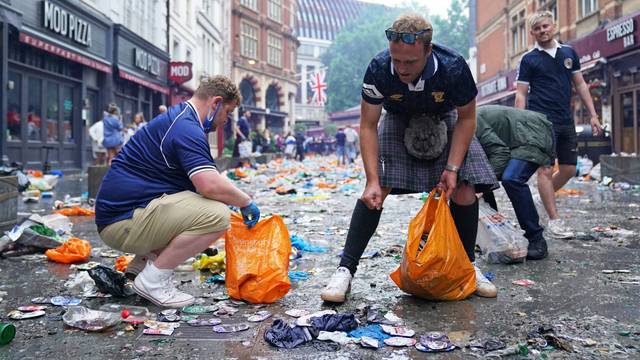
517, 42, 581, 125
95, 101, 217, 226
361, 43, 477, 115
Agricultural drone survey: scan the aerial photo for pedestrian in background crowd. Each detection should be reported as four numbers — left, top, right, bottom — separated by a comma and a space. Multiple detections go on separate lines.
335, 128, 347, 165
89, 117, 106, 165
344, 125, 359, 163
102, 103, 124, 166
158, 105, 168, 114
233, 110, 251, 157
515, 10, 601, 239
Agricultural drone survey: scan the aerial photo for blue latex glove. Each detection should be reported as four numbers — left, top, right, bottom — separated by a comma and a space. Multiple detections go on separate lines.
240, 201, 260, 228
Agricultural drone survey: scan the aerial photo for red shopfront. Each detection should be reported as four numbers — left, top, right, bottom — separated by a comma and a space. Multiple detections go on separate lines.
572, 11, 640, 154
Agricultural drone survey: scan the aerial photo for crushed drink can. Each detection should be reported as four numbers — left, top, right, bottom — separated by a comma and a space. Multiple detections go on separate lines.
384, 337, 417, 347
187, 318, 222, 327
381, 325, 415, 337
212, 324, 250, 333
51, 296, 82, 306
247, 311, 272, 322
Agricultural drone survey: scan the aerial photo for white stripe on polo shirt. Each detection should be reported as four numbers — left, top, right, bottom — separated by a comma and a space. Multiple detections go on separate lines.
159, 104, 191, 169
188, 165, 217, 179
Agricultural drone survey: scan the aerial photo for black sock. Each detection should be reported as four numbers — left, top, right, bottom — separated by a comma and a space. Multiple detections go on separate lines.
450, 198, 479, 263
482, 190, 498, 212
339, 199, 383, 275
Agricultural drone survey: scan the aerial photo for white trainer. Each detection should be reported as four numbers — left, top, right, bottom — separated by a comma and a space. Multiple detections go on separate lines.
321, 267, 353, 303
133, 261, 195, 308
474, 265, 497, 298
547, 218, 574, 239
125, 253, 158, 279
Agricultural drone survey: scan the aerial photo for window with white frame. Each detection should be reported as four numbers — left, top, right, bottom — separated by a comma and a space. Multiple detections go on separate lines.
240, 0, 258, 11
268, 33, 282, 67
579, 0, 597, 18
538, 0, 557, 21
511, 10, 527, 54
241, 22, 258, 59
268, 0, 282, 22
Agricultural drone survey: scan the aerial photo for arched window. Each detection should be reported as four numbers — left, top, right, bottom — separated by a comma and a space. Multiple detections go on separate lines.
239, 79, 256, 107
266, 85, 280, 111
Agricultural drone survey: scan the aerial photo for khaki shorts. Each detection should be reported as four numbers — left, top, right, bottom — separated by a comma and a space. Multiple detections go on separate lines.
99, 191, 230, 255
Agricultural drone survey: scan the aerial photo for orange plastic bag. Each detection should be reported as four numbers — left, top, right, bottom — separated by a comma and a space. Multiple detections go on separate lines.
390, 190, 476, 301
225, 213, 291, 304
54, 206, 96, 216
45, 237, 92, 264
115, 255, 134, 272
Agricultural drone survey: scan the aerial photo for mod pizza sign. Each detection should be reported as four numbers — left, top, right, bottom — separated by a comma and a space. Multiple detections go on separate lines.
168, 62, 193, 85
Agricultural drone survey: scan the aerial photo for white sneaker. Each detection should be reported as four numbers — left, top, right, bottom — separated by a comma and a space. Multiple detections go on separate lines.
133, 261, 195, 308
125, 253, 158, 279
547, 218, 574, 239
321, 267, 353, 303
473, 265, 497, 298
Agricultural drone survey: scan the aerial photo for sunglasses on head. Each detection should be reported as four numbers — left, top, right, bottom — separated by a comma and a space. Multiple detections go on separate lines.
385, 28, 431, 44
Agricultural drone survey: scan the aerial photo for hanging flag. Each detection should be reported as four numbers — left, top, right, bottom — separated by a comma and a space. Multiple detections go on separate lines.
308, 71, 327, 106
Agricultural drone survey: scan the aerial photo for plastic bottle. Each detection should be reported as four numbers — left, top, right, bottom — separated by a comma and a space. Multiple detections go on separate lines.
0, 322, 16, 345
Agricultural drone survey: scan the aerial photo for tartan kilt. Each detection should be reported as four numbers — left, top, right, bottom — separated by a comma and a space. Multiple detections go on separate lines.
378, 110, 498, 194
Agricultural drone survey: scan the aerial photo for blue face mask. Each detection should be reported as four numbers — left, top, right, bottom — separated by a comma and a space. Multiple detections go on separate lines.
203, 102, 222, 133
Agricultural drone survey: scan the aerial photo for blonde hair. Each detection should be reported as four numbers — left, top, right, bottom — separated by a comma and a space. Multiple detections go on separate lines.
390, 13, 433, 45
107, 103, 119, 115
194, 75, 241, 104
529, 10, 554, 28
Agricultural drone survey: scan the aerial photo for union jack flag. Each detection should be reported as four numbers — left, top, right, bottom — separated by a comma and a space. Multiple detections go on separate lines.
308, 71, 327, 106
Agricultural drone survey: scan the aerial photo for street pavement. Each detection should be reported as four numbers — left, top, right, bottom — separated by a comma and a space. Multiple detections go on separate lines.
0, 155, 639, 359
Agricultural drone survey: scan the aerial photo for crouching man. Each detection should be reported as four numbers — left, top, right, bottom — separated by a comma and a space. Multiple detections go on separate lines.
476, 105, 555, 260
95, 76, 260, 308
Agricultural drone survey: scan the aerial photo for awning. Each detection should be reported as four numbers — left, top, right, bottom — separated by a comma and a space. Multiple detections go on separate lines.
580, 58, 604, 73
477, 90, 516, 106
19, 32, 112, 73
118, 69, 170, 95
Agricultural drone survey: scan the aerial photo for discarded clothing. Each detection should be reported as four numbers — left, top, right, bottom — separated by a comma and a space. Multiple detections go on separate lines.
311, 313, 358, 332
348, 324, 391, 345
264, 319, 316, 349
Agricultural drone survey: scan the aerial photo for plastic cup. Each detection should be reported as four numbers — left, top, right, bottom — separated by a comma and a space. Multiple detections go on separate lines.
0, 323, 16, 345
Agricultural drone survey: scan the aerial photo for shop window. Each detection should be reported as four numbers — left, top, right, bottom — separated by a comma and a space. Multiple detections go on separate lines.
241, 22, 258, 59
62, 86, 73, 142
299, 44, 314, 57
27, 78, 42, 141
267, 33, 282, 67
46, 83, 59, 142
239, 79, 256, 107
579, 0, 597, 18
6, 72, 22, 141
268, 0, 282, 23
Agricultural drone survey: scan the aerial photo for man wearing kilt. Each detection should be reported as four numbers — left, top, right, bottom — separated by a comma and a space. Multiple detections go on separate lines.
321, 13, 499, 303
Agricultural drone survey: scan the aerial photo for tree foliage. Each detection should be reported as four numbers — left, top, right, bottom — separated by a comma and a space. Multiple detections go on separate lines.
323, 123, 337, 138
430, 0, 470, 58
321, 1, 470, 112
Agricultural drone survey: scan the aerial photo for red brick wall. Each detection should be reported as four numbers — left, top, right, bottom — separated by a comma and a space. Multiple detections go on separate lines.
477, 23, 507, 82
477, 0, 507, 30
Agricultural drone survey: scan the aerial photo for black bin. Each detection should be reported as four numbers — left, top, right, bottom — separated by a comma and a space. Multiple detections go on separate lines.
575, 124, 612, 165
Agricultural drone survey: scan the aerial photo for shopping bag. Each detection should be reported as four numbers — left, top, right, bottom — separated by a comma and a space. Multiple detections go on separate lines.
45, 237, 92, 264
476, 201, 528, 264
225, 213, 291, 304
238, 140, 252, 157
390, 189, 476, 300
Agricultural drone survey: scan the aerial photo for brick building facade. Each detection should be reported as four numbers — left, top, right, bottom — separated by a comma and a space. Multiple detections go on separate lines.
475, 0, 640, 154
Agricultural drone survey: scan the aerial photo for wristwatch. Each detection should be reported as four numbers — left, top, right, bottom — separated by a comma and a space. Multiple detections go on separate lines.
445, 164, 460, 173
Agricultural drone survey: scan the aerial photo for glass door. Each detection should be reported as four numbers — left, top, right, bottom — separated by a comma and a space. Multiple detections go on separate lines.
619, 90, 638, 154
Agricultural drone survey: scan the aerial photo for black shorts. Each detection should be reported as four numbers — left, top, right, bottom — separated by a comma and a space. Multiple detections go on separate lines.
551, 124, 577, 166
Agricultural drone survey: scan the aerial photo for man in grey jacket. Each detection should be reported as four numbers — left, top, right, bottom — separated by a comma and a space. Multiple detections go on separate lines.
476, 105, 555, 260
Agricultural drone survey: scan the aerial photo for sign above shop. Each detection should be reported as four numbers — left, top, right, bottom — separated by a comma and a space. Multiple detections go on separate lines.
572, 14, 639, 64
480, 76, 507, 97
168, 62, 193, 85
42, 0, 92, 47
134, 48, 160, 76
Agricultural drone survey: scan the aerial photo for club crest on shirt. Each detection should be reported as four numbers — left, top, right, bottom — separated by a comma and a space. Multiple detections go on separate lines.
389, 94, 403, 101
564, 58, 573, 69
432, 91, 445, 103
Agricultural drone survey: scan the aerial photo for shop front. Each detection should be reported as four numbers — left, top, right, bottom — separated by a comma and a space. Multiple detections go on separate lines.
1, 0, 112, 169
572, 11, 640, 154
476, 71, 517, 107
113, 25, 169, 127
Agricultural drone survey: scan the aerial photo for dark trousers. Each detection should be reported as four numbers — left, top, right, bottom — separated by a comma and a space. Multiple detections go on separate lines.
499, 159, 544, 242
